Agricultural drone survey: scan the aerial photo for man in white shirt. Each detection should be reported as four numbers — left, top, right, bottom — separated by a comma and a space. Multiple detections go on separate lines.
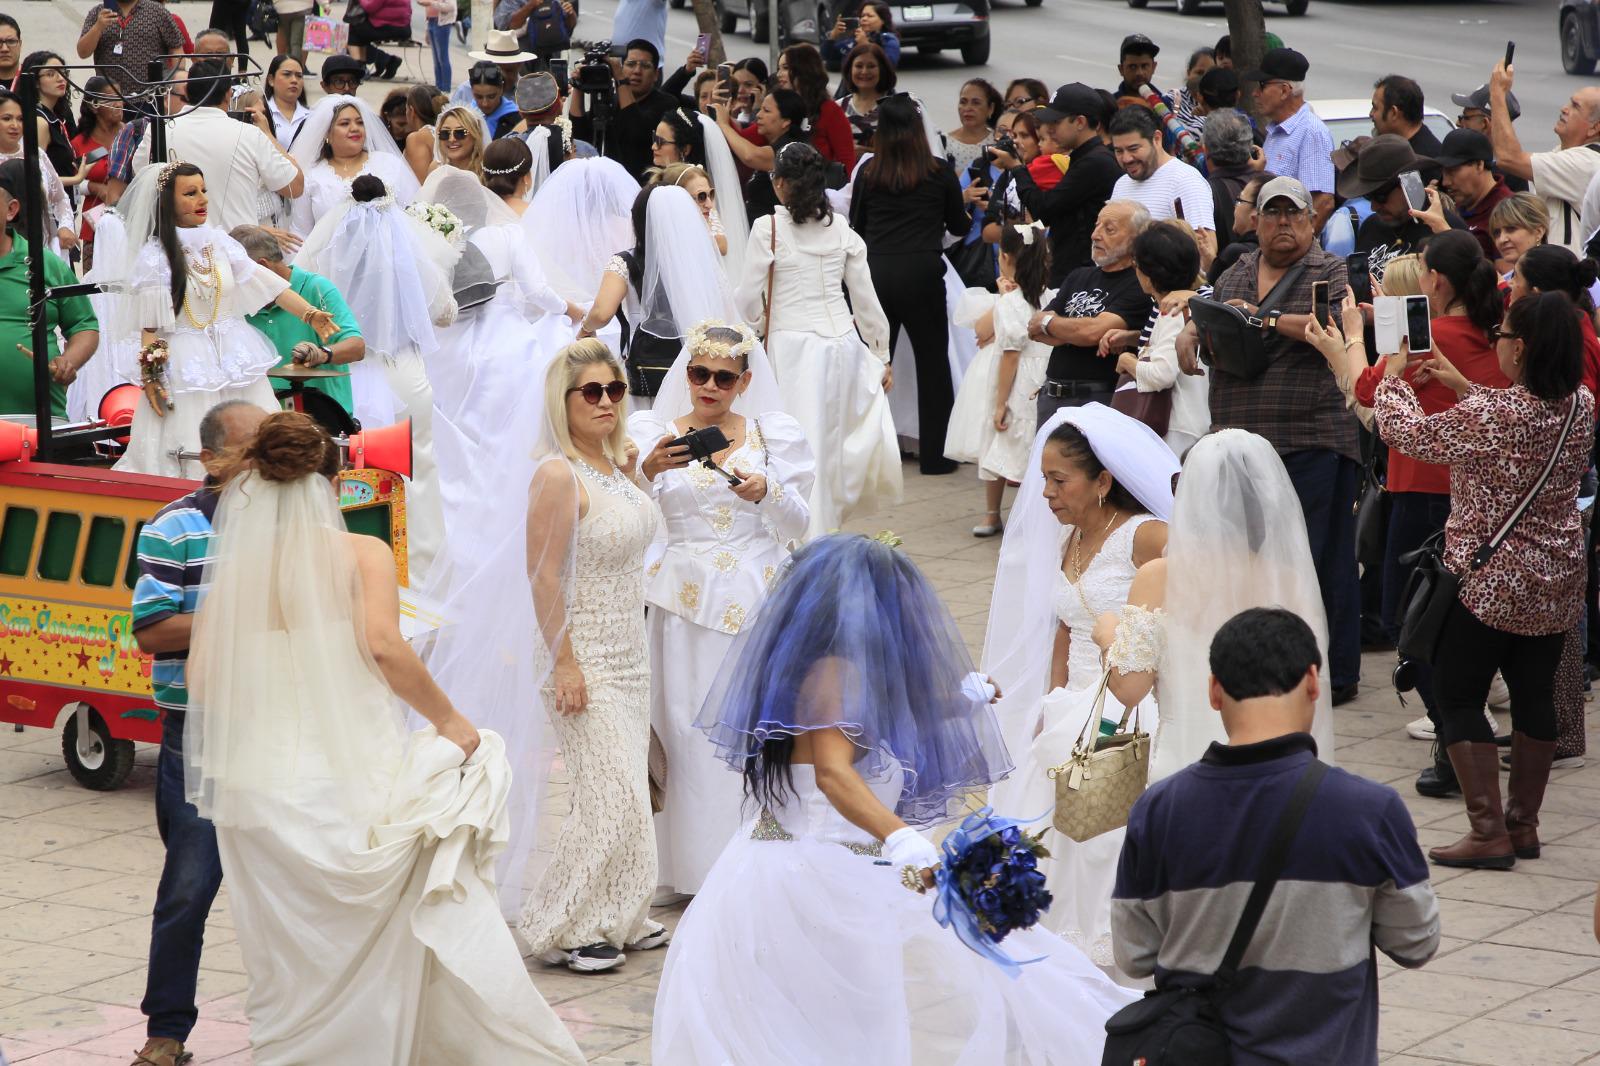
1486, 58, 1600, 253
133, 58, 302, 232
1107, 103, 1217, 265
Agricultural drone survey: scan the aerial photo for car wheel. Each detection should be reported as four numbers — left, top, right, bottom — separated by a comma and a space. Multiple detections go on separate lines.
1127, 0, 1148, 8
720, 4, 738, 32
670, 0, 685, 7
1024, 0, 1044, 7
1177, 0, 1202, 13
960, 36, 991, 64
751, 4, 769, 42
62, 705, 135, 791
1283, 0, 1308, 12
1564, 12, 1597, 75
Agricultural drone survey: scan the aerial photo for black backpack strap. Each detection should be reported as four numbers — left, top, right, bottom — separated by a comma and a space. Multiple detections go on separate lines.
1215, 760, 1329, 985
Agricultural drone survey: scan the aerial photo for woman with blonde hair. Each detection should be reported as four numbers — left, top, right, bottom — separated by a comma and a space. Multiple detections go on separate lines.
646, 161, 728, 255
519, 339, 669, 974
431, 104, 489, 181
1489, 192, 1550, 280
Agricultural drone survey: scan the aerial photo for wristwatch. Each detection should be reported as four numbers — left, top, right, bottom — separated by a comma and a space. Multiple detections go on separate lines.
1037, 312, 1056, 336
315, 345, 333, 366
1261, 309, 1283, 333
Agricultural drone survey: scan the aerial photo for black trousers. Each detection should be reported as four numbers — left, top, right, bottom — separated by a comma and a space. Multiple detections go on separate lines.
1433, 597, 1563, 745
868, 251, 953, 473
207, 0, 250, 68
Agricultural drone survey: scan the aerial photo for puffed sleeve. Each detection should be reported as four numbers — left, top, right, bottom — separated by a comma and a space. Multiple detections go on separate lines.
734, 213, 775, 325
993, 289, 1032, 353
125, 239, 176, 333
216, 231, 290, 315
628, 409, 674, 497
753, 412, 814, 549
840, 225, 891, 363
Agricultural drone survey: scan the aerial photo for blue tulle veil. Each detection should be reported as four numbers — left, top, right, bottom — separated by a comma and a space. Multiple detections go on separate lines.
695, 533, 1014, 826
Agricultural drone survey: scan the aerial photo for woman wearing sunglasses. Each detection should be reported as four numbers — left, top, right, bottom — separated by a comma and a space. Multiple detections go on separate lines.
289, 94, 420, 240
430, 103, 488, 181
629, 319, 814, 904
517, 339, 671, 974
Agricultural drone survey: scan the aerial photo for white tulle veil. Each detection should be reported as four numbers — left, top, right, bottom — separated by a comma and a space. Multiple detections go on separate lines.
290, 93, 408, 174
522, 124, 556, 202
981, 404, 1178, 765
186, 472, 407, 830
1157, 429, 1336, 774
521, 156, 640, 304
695, 112, 749, 279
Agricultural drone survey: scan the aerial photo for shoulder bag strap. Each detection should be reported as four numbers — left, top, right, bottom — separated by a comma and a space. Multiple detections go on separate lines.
1470, 394, 1582, 571
762, 215, 778, 340
1214, 759, 1330, 985
1255, 261, 1308, 317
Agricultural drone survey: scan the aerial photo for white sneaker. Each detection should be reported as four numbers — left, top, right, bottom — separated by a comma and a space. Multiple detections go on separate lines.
1487, 674, 1511, 711
626, 924, 671, 951
651, 890, 690, 907
1406, 715, 1436, 741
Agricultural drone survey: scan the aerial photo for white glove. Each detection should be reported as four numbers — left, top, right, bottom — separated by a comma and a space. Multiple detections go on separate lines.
961, 671, 997, 704
884, 826, 940, 872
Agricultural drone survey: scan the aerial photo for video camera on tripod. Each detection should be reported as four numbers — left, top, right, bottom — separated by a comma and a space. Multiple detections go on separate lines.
567, 40, 619, 154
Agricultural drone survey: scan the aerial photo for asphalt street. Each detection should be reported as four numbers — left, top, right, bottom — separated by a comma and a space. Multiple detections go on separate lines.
641, 0, 1586, 146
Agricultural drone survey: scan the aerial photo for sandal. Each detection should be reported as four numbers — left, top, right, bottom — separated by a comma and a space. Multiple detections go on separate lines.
130, 1038, 193, 1066
972, 511, 1004, 538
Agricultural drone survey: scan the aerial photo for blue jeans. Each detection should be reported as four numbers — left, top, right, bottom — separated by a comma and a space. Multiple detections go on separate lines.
141, 713, 224, 1042
427, 18, 452, 92
1381, 491, 1452, 723
1280, 449, 1362, 690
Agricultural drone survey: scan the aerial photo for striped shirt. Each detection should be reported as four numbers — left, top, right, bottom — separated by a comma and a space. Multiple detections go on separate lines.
1112, 734, 1439, 1066
131, 482, 222, 721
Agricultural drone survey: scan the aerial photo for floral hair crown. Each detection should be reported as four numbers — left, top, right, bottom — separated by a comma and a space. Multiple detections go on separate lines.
155, 160, 185, 191
687, 319, 755, 360
869, 529, 904, 550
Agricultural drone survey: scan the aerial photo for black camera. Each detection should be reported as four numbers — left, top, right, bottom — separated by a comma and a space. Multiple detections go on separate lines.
985, 135, 1017, 163
667, 425, 742, 485
573, 41, 616, 98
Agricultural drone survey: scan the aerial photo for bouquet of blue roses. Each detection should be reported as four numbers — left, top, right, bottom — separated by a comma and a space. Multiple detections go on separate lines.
929, 806, 1053, 977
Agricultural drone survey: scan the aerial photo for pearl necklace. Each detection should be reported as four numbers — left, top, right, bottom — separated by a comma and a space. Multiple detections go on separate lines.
181, 246, 223, 330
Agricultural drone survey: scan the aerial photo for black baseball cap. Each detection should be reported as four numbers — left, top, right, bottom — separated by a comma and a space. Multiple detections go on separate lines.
318, 54, 366, 84
1120, 34, 1159, 60
1035, 82, 1107, 126
1450, 83, 1522, 123
1241, 47, 1309, 83
0, 159, 25, 203
1433, 128, 1494, 168
1197, 67, 1239, 105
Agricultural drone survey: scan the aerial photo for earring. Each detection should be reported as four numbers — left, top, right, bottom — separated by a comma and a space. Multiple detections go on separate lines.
1097, 494, 1105, 509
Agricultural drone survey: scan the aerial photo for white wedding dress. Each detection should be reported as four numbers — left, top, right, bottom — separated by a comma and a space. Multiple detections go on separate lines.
653, 764, 1137, 1064
991, 515, 1157, 966
736, 207, 902, 538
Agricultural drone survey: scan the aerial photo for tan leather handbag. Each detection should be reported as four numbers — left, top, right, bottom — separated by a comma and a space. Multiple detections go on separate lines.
1046, 671, 1150, 843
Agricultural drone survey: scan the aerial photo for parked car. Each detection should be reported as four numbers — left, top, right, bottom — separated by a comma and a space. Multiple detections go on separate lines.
710, 0, 991, 65
1130, 0, 1307, 13
1561, 0, 1599, 74
1308, 99, 1455, 148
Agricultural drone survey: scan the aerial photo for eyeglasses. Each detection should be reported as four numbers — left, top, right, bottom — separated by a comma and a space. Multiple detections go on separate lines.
651, 134, 676, 147
1239, 197, 1256, 207
325, 76, 360, 91
439, 127, 472, 142
686, 364, 741, 389
1259, 204, 1305, 221
568, 380, 628, 404
623, 59, 656, 71
0, 38, 20, 48
1491, 326, 1517, 341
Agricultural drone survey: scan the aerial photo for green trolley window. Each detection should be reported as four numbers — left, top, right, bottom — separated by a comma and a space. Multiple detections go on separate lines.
343, 504, 393, 546
0, 506, 38, 577
81, 516, 127, 587
123, 520, 145, 590
37, 511, 82, 582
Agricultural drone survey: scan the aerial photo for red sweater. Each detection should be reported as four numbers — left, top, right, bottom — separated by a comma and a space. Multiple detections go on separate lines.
738, 98, 856, 169
1356, 315, 1510, 495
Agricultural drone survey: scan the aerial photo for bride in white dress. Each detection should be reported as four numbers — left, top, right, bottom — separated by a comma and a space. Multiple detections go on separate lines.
1092, 429, 1338, 782
735, 141, 901, 538
186, 411, 583, 1065
106, 162, 338, 479
654, 533, 1137, 1063
288, 94, 420, 239
984, 404, 1177, 968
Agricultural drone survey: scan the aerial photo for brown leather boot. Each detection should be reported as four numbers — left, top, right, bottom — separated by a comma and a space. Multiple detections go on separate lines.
1428, 741, 1515, 869
1504, 732, 1557, 860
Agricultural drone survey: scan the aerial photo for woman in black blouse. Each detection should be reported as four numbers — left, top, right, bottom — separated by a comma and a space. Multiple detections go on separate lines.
848, 94, 967, 474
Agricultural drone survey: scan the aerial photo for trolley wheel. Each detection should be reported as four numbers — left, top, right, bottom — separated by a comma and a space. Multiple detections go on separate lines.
62, 705, 136, 791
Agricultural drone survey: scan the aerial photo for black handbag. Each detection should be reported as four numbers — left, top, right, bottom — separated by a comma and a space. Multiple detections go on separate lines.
1396, 393, 1582, 665
1354, 448, 1389, 572
1188, 263, 1306, 381
342, 0, 368, 25
248, 0, 279, 36
1102, 761, 1329, 1066
948, 237, 996, 292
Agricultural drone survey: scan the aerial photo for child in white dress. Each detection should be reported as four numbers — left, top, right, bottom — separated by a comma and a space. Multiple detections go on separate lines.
945, 221, 1054, 536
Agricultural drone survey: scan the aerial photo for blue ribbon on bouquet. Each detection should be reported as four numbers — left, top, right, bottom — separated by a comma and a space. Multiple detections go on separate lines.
930, 806, 1050, 980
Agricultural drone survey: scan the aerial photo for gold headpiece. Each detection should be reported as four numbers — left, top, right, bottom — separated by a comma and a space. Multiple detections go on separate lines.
154, 160, 185, 191
869, 530, 904, 550
686, 319, 755, 361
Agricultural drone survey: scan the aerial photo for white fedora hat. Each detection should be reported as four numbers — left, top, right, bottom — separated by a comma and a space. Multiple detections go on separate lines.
469, 28, 539, 64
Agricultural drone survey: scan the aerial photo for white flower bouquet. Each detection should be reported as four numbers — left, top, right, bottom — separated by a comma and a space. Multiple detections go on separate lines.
405, 201, 465, 245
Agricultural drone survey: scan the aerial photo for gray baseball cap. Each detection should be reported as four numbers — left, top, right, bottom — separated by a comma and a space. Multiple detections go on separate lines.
1451, 83, 1521, 122
1256, 176, 1312, 212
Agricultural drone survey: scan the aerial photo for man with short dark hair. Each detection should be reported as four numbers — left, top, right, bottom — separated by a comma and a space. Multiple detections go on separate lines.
1340, 134, 1465, 288
1108, 104, 1215, 255
1112, 607, 1439, 1066
1245, 48, 1335, 231
1113, 33, 1162, 101
1177, 177, 1362, 703
569, 38, 676, 181
988, 82, 1122, 283
76, 0, 183, 86
1028, 199, 1152, 423
319, 52, 365, 96
130, 400, 270, 1066
1437, 128, 1513, 261
1370, 74, 1443, 159
0, 15, 22, 88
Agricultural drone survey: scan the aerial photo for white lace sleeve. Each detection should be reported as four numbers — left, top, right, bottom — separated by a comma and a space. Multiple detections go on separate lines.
1106, 604, 1165, 674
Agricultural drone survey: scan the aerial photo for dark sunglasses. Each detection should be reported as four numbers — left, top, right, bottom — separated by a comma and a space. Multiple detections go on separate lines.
440, 127, 472, 142
692, 189, 715, 204
1491, 326, 1517, 341
686, 364, 741, 390
569, 380, 628, 404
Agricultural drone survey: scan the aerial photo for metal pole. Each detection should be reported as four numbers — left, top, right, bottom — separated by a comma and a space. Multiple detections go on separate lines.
18, 65, 52, 462
768, 0, 781, 71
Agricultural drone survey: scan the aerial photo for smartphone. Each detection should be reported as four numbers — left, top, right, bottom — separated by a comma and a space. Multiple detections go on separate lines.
1172, 198, 1185, 222
843, 15, 860, 31
1312, 280, 1329, 328
1398, 169, 1428, 213
716, 61, 735, 90
1346, 252, 1372, 305
548, 58, 568, 93
1403, 294, 1432, 353
102, 0, 120, 12
1504, 40, 1516, 68
694, 33, 711, 57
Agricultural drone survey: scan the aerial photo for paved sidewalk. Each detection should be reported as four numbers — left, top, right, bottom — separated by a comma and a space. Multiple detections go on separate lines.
1, 461, 1599, 1064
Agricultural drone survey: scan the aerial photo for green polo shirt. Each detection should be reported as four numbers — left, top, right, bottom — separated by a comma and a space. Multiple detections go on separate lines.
246, 266, 360, 414
0, 233, 98, 419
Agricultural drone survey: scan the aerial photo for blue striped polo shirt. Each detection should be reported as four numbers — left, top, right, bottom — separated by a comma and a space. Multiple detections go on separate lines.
130, 482, 223, 722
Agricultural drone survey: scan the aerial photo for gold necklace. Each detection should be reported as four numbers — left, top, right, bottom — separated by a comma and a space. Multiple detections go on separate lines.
181, 246, 223, 330
1068, 508, 1124, 584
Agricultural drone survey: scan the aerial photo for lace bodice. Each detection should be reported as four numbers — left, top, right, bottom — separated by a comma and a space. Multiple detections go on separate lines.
1051, 514, 1156, 692
763, 764, 903, 850
567, 459, 658, 665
